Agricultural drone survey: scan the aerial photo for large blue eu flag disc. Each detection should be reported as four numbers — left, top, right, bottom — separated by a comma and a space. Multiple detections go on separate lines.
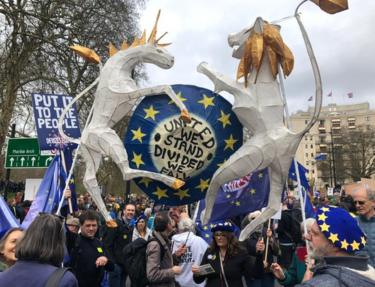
124, 85, 243, 205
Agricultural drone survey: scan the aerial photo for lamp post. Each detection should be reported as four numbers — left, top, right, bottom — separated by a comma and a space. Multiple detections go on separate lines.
330, 130, 337, 187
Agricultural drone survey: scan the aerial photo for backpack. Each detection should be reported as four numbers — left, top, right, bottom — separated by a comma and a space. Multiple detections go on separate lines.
123, 237, 165, 287
44, 267, 71, 287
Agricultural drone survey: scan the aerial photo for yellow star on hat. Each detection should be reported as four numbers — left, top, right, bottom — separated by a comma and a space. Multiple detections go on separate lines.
351, 240, 360, 251
328, 233, 339, 243
318, 213, 328, 221
341, 239, 349, 250
320, 222, 330, 232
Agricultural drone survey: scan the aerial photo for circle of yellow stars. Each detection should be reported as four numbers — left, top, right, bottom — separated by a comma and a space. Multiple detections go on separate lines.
128, 89, 242, 203
317, 206, 366, 251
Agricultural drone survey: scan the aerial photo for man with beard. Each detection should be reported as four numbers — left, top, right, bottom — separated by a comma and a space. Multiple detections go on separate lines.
295, 206, 375, 287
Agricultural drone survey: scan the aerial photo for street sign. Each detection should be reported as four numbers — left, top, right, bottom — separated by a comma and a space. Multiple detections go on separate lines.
4, 138, 54, 169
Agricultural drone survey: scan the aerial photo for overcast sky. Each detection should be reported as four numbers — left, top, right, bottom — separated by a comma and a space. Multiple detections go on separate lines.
139, 0, 375, 114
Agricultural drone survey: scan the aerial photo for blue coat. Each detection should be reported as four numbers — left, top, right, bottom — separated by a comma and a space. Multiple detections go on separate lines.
0, 260, 78, 287
357, 215, 375, 267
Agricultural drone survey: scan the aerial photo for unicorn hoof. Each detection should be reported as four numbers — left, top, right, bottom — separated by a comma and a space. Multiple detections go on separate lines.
180, 109, 191, 123
106, 220, 118, 228
172, 179, 185, 190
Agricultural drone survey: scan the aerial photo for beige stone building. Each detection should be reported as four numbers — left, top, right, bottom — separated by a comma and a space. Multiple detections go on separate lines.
290, 102, 375, 188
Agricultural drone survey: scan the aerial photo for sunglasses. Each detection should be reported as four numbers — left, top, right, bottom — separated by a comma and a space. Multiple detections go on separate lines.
354, 201, 366, 206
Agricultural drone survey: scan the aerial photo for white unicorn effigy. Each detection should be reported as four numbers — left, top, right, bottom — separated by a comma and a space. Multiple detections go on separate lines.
199, 15, 323, 240
58, 11, 191, 225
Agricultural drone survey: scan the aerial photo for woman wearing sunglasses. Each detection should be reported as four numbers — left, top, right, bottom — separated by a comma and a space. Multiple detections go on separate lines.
192, 221, 262, 287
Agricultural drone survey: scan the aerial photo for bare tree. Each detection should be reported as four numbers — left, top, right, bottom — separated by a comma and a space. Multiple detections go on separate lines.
0, 0, 145, 177
317, 127, 375, 184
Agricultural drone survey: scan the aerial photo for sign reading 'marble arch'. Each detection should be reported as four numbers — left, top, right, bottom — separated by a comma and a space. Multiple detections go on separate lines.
124, 84, 243, 205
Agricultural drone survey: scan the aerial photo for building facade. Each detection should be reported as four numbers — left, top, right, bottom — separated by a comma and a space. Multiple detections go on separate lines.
290, 102, 375, 188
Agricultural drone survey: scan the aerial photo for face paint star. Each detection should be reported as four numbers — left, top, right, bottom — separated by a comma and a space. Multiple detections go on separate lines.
174, 189, 190, 200
218, 110, 231, 128
321, 207, 330, 212
131, 152, 144, 168
153, 186, 168, 200
143, 105, 160, 121
198, 94, 215, 109
196, 178, 210, 192
224, 134, 238, 151
328, 233, 339, 243
131, 127, 146, 143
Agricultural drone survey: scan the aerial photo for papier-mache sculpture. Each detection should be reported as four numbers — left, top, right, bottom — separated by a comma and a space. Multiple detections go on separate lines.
58, 10, 191, 225
200, 0, 348, 240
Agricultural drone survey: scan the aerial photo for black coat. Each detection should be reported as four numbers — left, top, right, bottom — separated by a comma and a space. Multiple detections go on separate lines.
102, 218, 133, 266
193, 247, 263, 287
68, 234, 114, 287
244, 226, 280, 266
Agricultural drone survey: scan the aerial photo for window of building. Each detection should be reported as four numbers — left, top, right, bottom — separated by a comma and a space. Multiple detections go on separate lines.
305, 153, 308, 158
311, 153, 314, 157
305, 120, 308, 124
305, 144, 308, 149
319, 119, 325, 126
306, 161, 309, 166
310, 144, 313, 149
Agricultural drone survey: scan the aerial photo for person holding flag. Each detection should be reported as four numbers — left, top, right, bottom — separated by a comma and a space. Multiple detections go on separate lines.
192, 221, 262, 287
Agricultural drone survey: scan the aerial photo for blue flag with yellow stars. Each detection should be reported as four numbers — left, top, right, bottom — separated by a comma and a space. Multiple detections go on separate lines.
21, 155, 62, 229
196, 169, 270, 223
124, 85, 243, 205
288, 161, 315, 218
0, 195, 20, 238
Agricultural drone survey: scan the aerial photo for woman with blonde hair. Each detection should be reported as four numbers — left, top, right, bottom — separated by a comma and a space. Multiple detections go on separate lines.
0, 228, 23, 271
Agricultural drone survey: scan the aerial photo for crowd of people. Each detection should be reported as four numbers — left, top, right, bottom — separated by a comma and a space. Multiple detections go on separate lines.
0, 186, 374, 287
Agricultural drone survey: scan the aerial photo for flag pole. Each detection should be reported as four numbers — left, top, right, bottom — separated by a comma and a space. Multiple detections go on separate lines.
59, 149, 73, 214
263, 218, 272, 268
56, 105, 95, 215
277, 59, 309, 258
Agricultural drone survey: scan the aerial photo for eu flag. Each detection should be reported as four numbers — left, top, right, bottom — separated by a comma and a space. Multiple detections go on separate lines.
288, 161, 315, 218
0, 196, 20, 238
21, 155, 63, 229
198, 169, 270, 222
